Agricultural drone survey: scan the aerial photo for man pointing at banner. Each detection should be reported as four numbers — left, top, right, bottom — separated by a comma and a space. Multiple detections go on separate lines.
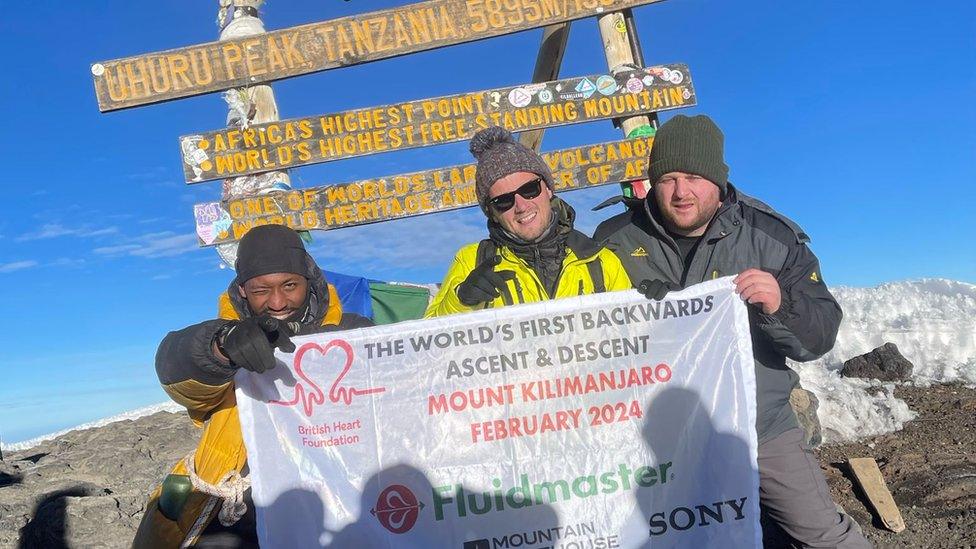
425, 126, 631, 316
595, 115, 869, 548
135, 224, 372, 548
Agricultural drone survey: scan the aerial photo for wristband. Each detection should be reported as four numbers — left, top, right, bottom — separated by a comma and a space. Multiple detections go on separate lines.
213, 322, 237, 358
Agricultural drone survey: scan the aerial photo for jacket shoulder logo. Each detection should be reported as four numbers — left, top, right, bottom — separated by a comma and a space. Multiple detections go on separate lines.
810, 271, 820, 283
631, 247, 648, 257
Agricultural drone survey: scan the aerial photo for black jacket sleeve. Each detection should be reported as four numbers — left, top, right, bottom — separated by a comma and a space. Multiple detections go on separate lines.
756, 243, 843, 362
156, 319, 237, 387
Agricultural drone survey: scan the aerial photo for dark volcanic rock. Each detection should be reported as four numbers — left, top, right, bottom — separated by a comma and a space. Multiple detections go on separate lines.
0, 411, 198, 548
841, 342, 914, 381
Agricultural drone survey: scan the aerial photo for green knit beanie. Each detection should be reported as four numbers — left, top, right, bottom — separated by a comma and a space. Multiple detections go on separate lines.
648, 114, 729, 199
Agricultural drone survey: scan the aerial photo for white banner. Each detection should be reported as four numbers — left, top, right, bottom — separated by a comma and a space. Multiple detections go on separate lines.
236, 277, 761, 548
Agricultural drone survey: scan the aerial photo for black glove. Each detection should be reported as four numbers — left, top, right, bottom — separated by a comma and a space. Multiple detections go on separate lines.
217, 315, 296, 373
456, 256, 517, 306
637, 279, 677, 301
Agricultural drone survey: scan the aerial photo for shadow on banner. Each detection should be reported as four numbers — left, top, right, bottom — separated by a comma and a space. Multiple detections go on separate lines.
638, 386, 758, 546
257, 463, 560, 548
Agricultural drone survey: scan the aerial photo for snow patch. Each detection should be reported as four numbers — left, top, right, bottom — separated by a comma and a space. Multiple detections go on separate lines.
793, 279, 976, 442
794, 363, 917, 442
1, 401, 184, 452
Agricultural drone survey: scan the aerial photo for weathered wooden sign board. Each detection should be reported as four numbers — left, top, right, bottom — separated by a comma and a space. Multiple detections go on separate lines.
91, 0, 666, 111
194, 136, 653, 245
180, 64, 692, 182
848, 458, 906, 533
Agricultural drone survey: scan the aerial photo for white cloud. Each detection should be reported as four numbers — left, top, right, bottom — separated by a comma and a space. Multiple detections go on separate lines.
127, 166, 171, 181
51, 258, 86, 268
0, 260, 39, 273
93, 244, 141, 255
306, 208, 485, 278
17, 223, 118, 241
94, 231, 199, 259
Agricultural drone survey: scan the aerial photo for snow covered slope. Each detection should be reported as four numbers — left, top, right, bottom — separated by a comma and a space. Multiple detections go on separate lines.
793, 279, 976, 442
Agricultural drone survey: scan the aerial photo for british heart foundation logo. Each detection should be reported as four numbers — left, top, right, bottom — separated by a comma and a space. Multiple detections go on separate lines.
269, 340, 386, 417
371, 484, 425, 534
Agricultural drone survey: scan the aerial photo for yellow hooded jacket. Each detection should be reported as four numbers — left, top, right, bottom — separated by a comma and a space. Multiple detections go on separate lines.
132, 284, 345, 548
426, 232, 632, 317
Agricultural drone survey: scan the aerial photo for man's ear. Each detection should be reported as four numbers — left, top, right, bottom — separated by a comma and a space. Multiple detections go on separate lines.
237, 284, 247, 299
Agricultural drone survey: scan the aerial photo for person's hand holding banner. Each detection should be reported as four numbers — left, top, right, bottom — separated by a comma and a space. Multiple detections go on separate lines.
217, 315, 295, 373
638, 278, 679, 300
733, 269, 782, 314
456, 255, 517, 306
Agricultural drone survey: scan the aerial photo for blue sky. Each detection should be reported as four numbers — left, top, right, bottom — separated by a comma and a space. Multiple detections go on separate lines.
1, 0, 973, 443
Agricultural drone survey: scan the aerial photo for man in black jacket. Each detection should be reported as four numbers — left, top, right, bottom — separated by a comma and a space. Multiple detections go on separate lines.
595, 115, 869, 548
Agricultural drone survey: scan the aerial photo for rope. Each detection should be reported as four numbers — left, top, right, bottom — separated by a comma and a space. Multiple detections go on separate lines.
182, 452, 252, 527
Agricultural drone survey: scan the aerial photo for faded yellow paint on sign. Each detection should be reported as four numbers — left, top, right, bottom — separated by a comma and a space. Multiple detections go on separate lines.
194, 137, 655, 246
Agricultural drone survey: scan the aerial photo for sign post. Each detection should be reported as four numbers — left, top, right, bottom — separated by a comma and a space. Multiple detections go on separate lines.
91, 0, 668, 111
193, 136, 657, 246
180, 64, 693, 182
213, 0, 293, 266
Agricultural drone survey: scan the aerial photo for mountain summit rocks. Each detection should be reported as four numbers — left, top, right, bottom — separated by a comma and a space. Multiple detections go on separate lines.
0, 411, 196, 548
841, 342, 915, 381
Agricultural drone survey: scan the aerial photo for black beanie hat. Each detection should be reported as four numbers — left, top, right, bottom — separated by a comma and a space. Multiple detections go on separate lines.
471, 126, 554, 213
648, 114, 729, 199
235, 224, 308, 283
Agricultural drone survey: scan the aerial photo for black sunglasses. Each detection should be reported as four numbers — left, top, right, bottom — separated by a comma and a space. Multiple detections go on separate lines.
488, 178, 544, 212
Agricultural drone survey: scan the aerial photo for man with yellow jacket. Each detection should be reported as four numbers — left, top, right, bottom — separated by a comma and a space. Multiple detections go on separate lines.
135, 224, 371, 547
426, 126, 631, 317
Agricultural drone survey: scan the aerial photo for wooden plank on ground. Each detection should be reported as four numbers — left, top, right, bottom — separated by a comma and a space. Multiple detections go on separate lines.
91, 0, 667, 112
519, 22, 571, 152
180, 63, 692, 182
193, 136, 653, 246
848, 457, 906, 533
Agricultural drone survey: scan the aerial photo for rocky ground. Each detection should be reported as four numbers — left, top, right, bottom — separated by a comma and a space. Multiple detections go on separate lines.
0, 413, 197, 549
1, 385, 974, 548
817, 384, 976, 549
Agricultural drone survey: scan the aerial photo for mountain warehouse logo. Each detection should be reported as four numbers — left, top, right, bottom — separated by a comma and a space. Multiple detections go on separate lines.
434, 462, 673, 520
370, 484, 424, 534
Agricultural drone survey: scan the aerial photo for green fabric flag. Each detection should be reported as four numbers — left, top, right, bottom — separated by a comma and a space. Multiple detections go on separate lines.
368, 282, 432, 325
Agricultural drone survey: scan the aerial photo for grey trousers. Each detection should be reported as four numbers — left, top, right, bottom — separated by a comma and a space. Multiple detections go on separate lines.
758, 428, 872, 548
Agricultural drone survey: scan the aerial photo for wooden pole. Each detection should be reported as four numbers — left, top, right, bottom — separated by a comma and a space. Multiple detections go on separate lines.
518, 24, 571, 153
597, 11, 652, 138
596, 10, 655, 201
213, 0, 291, 267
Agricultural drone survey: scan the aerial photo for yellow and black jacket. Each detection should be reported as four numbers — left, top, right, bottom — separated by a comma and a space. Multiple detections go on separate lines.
426, 202, 632, 317
134, 258, 370, 548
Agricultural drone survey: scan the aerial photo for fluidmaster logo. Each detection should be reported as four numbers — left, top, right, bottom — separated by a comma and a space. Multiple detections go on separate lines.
434, 462, 673, 520
371, 484, 424, 534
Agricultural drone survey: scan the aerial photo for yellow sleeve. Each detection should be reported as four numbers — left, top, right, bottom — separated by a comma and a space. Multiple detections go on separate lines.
424, 244, 480, 318
162, 379, 235, 426
599, 248, 634, 292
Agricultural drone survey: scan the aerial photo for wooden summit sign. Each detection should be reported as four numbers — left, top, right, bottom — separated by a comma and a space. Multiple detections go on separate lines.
194, 136, 653, 246
91, 0, 665, 111
180, 64, 693, 182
